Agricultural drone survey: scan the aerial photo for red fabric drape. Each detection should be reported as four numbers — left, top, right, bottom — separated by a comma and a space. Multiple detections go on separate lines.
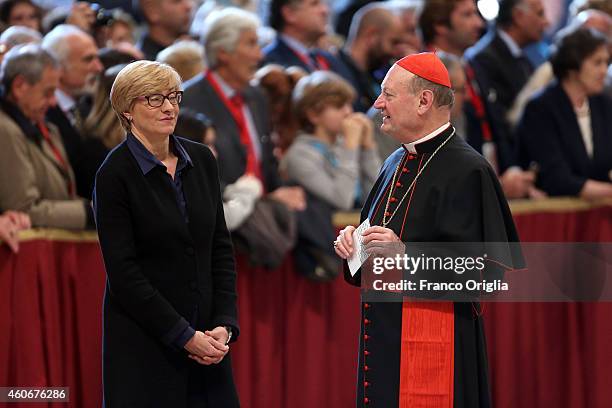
484, 206, 612, 408
1, 204, 612, 407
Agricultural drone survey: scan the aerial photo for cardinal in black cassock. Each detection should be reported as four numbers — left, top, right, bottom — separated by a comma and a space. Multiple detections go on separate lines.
334, 53, 523, 408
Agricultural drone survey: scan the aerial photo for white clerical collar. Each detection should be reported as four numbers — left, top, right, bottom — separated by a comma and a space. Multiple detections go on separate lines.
497, 29, 523, 58
211, 70, 237, 98
403, 122, 451, 154
55, 88, 75, 115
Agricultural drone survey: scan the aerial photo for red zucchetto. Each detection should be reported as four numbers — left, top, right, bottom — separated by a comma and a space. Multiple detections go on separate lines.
395, 52, 452, 88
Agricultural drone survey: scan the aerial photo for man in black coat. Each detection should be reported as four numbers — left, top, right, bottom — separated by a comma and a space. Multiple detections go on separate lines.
263, 0, 353, 82
465, 0, 549, 173
334, 52, 522, 408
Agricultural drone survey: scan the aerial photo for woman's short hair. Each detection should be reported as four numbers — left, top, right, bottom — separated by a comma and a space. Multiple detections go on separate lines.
550, 27, 608, 81
156, 40, 205, 82
201, 7, 260, 69
292, 70, 356, 132
110, 60, 182, 131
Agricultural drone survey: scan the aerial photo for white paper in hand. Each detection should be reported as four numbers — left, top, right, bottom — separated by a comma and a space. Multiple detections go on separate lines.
348, 219, 371, 277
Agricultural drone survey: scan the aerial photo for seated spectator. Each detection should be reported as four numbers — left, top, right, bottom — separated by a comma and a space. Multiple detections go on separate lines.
0, 44, 93, 229
176, 109, 263, 231
0, 210, 29, 253
517, 27, 612, 199
156, 40, 205, 82
281, 70, 381, 210
253, 64, 306, 154
0, 0, 41, 32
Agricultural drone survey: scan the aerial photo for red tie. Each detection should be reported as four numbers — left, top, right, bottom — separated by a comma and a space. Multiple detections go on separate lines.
38, 122, 75, 196
228, 93, 263, 182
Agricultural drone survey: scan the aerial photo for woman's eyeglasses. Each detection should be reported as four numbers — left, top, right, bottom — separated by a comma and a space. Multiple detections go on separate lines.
138, 91, 184, 108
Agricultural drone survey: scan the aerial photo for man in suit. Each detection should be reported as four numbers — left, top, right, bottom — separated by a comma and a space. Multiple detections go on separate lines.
466, 0, 549, 120
337, 2, 402, 112
183, 7, 305, 211
42, 24, 103, 198
419, 0, 484, 56
419, 0, 542, 198
464, 0, 549, 198
0, 44, 93, 229
263, 0, 352, 80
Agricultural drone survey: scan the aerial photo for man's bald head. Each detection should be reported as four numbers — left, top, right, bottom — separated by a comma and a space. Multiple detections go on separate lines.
346, 3, 402, 69
346, 3, 399, 45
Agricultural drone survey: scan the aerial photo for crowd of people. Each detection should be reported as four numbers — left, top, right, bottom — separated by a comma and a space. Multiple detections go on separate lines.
0, 0, 610, 264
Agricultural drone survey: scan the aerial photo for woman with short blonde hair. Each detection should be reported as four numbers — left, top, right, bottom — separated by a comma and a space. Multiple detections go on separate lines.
95, 60, 240, 407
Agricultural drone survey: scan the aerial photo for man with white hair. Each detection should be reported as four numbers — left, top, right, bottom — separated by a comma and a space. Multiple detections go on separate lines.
0, 44, 93, 229
42, 24, 103, 198
183, 7, 305, 211
334, 52, 522, 408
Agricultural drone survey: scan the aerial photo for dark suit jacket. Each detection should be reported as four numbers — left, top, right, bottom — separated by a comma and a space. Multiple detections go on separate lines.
94, 137, 239, 407
465, 30, 534, 171
47, 106, 103, 198
517, 82, 612, 196
262, 36, 353, 81
182, 73, 280, 191
466, 30, 533, 112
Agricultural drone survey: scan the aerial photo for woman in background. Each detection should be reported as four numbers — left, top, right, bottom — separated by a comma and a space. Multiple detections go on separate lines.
517, 27, 612, 199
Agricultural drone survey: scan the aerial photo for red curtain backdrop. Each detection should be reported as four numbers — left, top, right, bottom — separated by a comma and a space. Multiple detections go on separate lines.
1, 200, 612, 408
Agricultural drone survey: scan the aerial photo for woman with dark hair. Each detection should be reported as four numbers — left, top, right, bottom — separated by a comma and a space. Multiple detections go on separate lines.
0, 0, 41, 32
517, 27, 612, 198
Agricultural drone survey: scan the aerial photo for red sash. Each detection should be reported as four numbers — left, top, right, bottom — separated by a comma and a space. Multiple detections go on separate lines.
371, 150, 455, 406
205, 71, 263, 183
399, 301, 454, 408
